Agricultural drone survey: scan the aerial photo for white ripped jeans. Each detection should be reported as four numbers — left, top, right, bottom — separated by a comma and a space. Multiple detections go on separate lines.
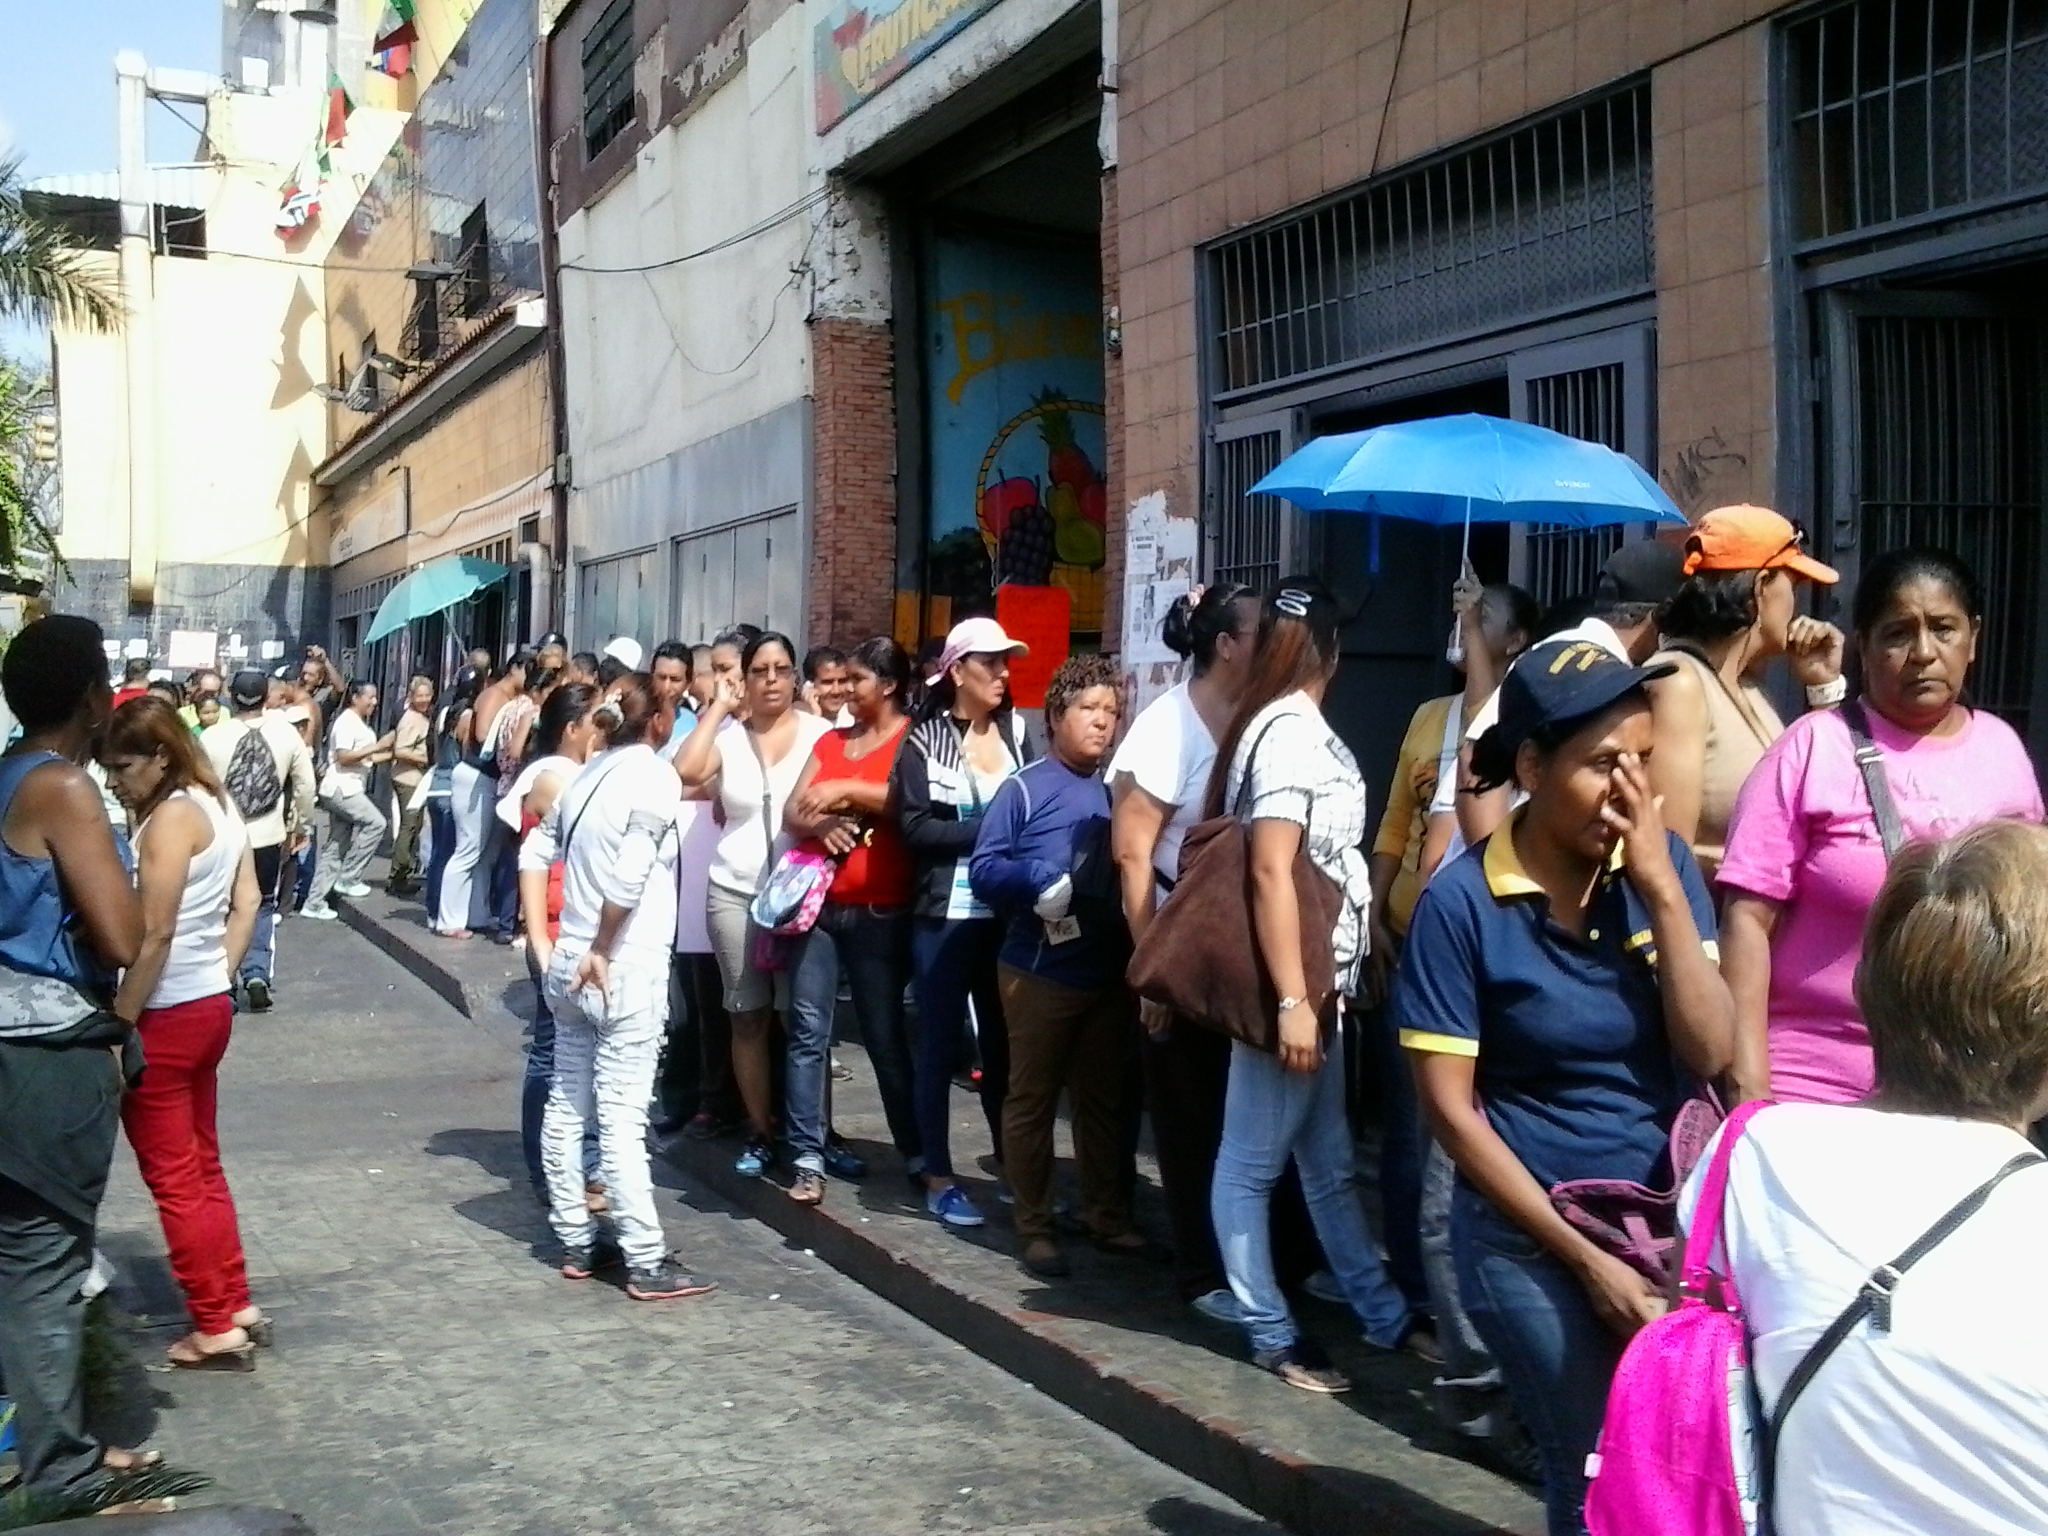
539, 944, 669, 1270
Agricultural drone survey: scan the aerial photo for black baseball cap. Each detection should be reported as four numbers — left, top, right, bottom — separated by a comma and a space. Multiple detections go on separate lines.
1594, 539, 1686, 607
229, 669, 270, 708
1472, 639, 1673, 788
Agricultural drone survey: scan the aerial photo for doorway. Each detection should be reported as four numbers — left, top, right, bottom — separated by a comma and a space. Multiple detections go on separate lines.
1820, 260, 2048, 746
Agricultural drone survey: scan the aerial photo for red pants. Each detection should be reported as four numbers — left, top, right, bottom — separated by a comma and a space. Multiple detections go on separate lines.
121, 994, 252, 1334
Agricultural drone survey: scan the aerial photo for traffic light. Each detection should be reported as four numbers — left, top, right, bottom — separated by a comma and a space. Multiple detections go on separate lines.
29, 414, 58, 464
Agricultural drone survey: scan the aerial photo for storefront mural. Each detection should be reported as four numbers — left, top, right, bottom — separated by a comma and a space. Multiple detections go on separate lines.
815, 0, 1003, 132
923, 229, 1107, 634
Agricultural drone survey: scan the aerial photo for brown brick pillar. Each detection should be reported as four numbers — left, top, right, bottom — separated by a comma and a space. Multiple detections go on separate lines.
1100, 167, 1126, 654
808, 315, 898, 647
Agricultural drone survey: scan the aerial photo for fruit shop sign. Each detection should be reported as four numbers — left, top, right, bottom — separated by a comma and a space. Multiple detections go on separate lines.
815, 0, 1004, 132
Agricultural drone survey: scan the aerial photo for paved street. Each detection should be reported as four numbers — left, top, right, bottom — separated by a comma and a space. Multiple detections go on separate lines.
93, 920, 1287, 1536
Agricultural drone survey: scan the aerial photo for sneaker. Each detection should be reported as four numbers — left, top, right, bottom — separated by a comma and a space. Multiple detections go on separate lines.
1400, 1324, 1445, 1367
298, 902, 338, 922
830, 1055, 853, 1082
334, 880, 373, 899
1190, 1288, 1245, 1326
1302, 1269, 1346, 1305
625, 1260, 718, 1302
926, 1183, 985, 1229
242, 976, 273, 1014
734, 1139, 775, 1178
822, 1143, 867, 1181
1254, 1340, 1352, 1395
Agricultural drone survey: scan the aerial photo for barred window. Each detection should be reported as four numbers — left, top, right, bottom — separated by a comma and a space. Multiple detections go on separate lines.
581, 0, 637, 160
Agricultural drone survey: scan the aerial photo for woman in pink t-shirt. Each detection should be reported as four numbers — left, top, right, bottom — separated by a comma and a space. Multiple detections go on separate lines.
1720, 548, 2044, 1105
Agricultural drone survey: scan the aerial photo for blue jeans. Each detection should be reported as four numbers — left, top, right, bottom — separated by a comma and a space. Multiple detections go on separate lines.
1212, 1032, 1412, 1355
291, 828, 316, 911
424, 798, 454, 918
910, 916, 1008, 1180
789, 904, 918, 1171
1452, 1182, 1622, 1536
240, 843, 286, 986
521, 950, 597, 1193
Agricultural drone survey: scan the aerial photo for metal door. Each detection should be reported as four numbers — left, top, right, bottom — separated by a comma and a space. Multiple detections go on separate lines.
1508, 325, 1657, 610
1207, 409, 1309, 592
1821, 290, 2048, 742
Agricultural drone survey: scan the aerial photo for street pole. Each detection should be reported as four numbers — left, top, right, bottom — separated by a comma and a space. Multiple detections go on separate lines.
115, 49, 158, 608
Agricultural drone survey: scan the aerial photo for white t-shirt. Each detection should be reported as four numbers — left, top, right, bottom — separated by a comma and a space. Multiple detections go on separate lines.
142, 789, 248, 1010
497, 754, 576, 832
1106, 681, 1216, 884
1678, 1104, 2048, 1536
707, 712, 832, 897
325, 710, 377, 797
519, 745, 680, 970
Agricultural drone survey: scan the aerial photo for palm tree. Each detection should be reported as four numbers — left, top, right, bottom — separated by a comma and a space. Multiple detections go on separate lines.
0, 155, 121, 333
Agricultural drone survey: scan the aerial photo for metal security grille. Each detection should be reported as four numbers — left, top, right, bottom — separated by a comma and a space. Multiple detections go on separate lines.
581, 0, 637, 158
1852, 311, 2042, 732
1787, 0, 2048, 244
1212, 432, 1287, 593
1522, 362, 1629, 609
1209, 86, 1654, 396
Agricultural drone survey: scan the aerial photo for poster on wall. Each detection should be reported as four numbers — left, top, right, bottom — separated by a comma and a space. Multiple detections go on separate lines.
1122, 489, 1200, 716
814, 0, 1003, 132
923, 228, 1107, 640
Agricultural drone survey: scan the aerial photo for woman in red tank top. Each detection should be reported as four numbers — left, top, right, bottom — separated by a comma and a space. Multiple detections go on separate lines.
780, 638, 918, 1204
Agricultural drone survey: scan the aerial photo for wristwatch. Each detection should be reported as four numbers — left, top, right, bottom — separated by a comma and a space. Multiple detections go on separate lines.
1805, 676, 1848, 707
1277, 995, 1308, 1014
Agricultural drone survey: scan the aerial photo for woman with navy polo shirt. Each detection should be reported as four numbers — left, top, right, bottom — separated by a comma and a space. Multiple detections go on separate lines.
1393, 639, 1735, 1536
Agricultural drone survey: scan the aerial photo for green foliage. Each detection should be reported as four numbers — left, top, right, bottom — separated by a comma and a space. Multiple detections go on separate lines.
0, 360, 65, 584
0, 156, 121, 334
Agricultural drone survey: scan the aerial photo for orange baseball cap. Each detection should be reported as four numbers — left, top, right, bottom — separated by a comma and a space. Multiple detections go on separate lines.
1682, 505, 1839, 584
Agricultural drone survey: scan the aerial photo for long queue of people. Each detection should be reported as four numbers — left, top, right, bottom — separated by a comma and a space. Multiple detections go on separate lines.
4, 501, 2047, 1530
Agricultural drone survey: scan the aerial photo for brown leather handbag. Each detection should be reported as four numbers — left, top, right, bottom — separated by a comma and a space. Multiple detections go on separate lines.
1126, 718, 1342, 1051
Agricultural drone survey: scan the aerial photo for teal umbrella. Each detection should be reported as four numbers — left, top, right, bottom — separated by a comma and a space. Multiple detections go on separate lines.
363, 555, 510, 645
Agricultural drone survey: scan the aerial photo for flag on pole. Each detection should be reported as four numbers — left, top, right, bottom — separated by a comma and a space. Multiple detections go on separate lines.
373, 0, 419, 51
276, 146, 330, 237
323, 71, 354, 147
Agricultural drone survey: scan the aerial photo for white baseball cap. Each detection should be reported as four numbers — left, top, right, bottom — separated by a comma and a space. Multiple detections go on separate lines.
601, 636, 644, 670
926, 616, 1028, 685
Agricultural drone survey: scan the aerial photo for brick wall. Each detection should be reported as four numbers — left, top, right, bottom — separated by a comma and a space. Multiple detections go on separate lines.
1115, 0, 1795, 535
1101, 166, 1127, 649
809, 316, 898, 646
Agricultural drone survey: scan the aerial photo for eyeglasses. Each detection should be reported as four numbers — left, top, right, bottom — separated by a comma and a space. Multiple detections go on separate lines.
1274, 588, 1315, 618
747, 664, 796, 681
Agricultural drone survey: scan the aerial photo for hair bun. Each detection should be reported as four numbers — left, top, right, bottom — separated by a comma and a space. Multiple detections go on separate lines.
592, 700, 625, 730
1159, 593, 1198, 658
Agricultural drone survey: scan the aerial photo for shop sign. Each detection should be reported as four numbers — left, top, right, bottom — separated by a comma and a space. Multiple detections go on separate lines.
815, 0, 1003, 132
333, 479, 408, 564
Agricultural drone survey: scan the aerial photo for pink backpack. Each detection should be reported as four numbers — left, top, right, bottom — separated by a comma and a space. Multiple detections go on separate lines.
1584, 1099, 1770, 1536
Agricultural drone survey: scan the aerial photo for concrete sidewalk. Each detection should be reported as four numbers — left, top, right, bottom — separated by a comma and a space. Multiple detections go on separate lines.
333, 874, 1543, 1536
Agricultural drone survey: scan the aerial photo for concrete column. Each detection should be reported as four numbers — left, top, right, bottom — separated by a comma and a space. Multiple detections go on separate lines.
115, 50, 157, 608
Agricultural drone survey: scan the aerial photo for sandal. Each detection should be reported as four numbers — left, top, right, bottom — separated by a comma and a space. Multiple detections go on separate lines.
788, 1170, 826, 1205
166, 1330, 256, 1373
99, 1448, 164, 1477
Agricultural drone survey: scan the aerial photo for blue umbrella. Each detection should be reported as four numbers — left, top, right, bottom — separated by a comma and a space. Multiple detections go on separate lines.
1250, 412, 1684, 558
363, 555, 511, 645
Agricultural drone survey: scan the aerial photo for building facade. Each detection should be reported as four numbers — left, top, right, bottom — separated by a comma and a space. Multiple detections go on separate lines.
36, 0, 480, 679
1114, 0, 2048, 790
318, 0, 551, 699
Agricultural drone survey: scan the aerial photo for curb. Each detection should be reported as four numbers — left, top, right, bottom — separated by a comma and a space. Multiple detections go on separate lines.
331, 894, 524, 1022
656, 1135, 1517, 1536
339, 897, 1519, 1536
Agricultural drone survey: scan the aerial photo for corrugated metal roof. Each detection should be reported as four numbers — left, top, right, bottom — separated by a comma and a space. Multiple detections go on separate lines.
26, 166, 220, 209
